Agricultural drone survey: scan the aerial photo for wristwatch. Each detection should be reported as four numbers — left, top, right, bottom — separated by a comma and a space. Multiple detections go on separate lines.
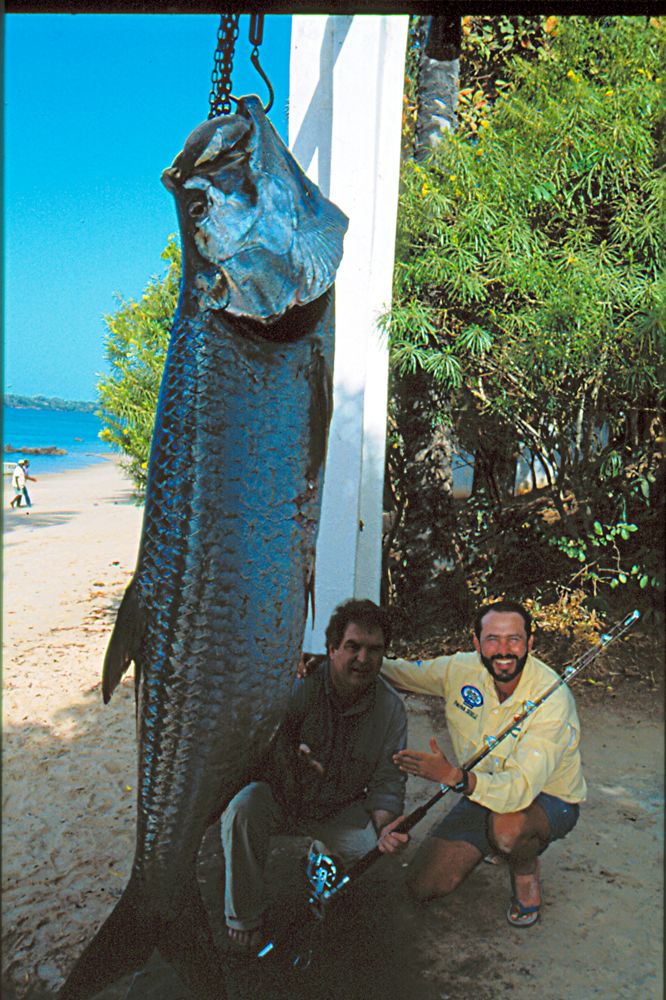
452, 769, 471, 795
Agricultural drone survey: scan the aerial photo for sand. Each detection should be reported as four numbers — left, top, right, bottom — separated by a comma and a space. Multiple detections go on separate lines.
2, 459, 663, 999
3, 460, 143, 994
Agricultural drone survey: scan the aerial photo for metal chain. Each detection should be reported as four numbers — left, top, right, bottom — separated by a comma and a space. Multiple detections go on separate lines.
208, 14, 240, 119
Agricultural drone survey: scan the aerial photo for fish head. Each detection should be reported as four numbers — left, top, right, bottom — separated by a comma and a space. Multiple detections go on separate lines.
162, 96, 348, 325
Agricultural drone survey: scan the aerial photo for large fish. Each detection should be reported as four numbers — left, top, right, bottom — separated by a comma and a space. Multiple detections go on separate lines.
58, 96, 348, 1000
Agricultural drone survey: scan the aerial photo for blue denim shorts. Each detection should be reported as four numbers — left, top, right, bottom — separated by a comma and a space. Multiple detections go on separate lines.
430, 791, 580, 857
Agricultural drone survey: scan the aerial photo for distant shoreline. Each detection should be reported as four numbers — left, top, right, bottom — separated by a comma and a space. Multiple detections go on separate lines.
4, 394, 97, 413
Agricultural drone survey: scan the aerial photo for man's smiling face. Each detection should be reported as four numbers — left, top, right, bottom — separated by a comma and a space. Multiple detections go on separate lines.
473, 610, 533, 684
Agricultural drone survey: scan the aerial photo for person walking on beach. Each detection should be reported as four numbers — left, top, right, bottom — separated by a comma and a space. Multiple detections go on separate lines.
10, 459, 36, 509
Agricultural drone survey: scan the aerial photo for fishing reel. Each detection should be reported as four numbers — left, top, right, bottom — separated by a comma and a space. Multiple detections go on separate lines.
306, 840, 347, 919
257, 841, 349, 968
289, 842, 349, 970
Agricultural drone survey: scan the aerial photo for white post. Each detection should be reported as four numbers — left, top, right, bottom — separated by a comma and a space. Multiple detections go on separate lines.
289, 15, 408, 650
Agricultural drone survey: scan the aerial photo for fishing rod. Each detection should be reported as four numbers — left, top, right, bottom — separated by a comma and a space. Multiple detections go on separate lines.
343, 606, 641, 884
257, 608, 640, 964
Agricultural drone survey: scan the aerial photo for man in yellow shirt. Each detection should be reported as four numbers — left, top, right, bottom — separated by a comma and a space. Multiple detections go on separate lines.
384, 599, 586, 928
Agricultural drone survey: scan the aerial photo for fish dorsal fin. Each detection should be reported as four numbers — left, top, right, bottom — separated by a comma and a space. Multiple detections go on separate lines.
102, 580, 145, 704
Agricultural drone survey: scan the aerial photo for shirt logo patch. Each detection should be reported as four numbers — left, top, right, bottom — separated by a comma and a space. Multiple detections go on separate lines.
461, 685, 484, 709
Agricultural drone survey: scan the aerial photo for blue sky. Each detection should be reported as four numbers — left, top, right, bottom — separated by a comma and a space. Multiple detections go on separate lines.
4, 14, 291, 402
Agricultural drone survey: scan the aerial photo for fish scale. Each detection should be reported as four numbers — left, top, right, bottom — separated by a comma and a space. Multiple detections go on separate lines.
58, 96, 347, 1000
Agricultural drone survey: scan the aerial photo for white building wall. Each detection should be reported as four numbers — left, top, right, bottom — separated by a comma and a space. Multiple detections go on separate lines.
289, 15, 408, 651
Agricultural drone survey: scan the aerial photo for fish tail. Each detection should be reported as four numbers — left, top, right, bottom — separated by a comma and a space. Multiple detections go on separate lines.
156, 879, 228, 1000
58, 873, 227, 1000
58, 875, 155, 1000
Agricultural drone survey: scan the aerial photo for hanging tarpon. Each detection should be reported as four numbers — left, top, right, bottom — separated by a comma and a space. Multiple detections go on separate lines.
58, 95, 348, 1000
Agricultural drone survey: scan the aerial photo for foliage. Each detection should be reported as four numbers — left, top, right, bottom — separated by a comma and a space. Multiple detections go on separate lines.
387, 15, 665, 624
401, 15, 550, 153
97, 238, 180, 492
524, 588, 602, 647
458, 14, 552, 136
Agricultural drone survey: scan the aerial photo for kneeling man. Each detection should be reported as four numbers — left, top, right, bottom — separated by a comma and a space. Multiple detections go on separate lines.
221, 598, 409, 950
385, 600, 586, 927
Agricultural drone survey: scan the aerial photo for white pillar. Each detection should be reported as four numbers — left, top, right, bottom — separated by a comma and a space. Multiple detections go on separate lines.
289, 15, 408, 650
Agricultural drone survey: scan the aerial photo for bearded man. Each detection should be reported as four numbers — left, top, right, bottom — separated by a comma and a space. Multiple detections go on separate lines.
384, 600, 586, 928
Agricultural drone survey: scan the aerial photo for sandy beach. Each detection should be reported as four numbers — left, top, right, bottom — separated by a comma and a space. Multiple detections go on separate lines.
2, 459, 663, 999
3, 460, 143, 995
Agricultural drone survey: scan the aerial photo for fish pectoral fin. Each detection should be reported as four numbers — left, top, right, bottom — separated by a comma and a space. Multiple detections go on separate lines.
102, 579, 146, 705
307, 342, 334, 481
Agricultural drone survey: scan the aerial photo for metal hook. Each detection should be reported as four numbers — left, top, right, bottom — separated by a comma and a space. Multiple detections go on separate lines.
249, 48, 274, 114
248, 13, 273, 113
227, 14, 274, 116
228, 54, 273, 115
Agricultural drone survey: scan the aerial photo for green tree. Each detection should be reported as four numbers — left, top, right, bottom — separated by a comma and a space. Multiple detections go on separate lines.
389, 15, 554, 630
385, 16, 469, 626
97, 237, 180, 492
387, 15, 665, 623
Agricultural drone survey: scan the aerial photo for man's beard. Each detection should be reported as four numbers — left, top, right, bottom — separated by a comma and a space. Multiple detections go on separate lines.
480, 651, 529, 683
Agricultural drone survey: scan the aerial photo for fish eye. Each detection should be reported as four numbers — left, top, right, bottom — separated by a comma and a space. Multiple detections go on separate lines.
188, 199, 207, 219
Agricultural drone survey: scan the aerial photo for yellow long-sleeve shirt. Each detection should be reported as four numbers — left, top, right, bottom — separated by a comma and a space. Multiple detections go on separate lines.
382, 651, 587, 814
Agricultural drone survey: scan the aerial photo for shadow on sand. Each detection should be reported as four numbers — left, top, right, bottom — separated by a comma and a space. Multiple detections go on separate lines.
3, 686, 479, 1000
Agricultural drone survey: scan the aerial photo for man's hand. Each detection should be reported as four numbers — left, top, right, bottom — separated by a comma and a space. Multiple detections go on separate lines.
393, 737, 459, 786
297, 743, 325, 778
296, 653, 325, 679
376, 814, 410, 855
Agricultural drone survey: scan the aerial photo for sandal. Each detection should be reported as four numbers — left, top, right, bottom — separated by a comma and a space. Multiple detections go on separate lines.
507, 861, 541, 928
506, 898, 540, 927
227, 925, 265, 953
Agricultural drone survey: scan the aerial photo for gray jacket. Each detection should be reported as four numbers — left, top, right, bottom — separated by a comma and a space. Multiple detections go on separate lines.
263, 660, 407, 821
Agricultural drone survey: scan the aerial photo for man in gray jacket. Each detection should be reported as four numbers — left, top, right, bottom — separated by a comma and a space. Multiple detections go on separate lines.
221, 598, 409, 950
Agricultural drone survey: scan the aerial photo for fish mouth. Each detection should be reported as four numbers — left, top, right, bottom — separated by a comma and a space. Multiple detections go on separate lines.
161, 166, 181, 192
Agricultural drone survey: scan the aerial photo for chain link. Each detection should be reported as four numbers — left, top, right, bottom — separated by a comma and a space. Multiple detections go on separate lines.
208, 14, 240, 119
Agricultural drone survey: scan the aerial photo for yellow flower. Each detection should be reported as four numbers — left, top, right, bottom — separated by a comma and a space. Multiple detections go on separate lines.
421, 182, 429, 197
480, 119, 489, 128
567, 69, 575, 79
605, 89, 613, 96
449, 174, 457, 181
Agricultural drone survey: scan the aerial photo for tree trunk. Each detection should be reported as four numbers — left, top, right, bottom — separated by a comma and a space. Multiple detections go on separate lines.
391, 369, 471, 630
387, 16, 468, 632
471, 435, 518, 507
414, 16, 461, 161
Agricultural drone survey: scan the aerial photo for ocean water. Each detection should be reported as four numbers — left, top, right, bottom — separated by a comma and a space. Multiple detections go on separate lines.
3, 406, 117, 475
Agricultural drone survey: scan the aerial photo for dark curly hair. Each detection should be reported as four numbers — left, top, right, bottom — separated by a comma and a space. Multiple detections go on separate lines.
325, 599, 392, 652
473, 600, 532, 640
